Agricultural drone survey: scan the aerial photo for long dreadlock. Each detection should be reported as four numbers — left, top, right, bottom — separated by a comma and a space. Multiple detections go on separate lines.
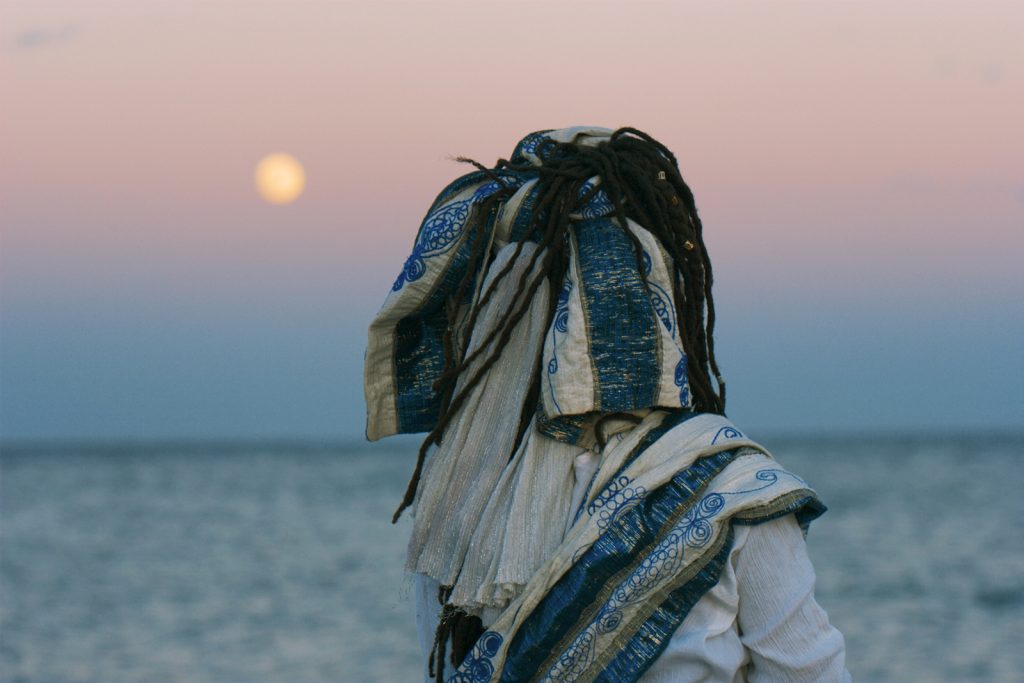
395, 127, 727, 678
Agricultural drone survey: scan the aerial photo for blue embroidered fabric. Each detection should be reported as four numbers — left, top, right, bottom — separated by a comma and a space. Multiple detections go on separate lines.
475, 434, 826, 683
390, 169, 526, 433
572, 217, 661, 412
383, 130, 693, 443
444, 431, 827, 683
369, 129, 832, 683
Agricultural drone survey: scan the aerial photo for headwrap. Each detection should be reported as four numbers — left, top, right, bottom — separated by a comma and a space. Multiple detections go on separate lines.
364, 127, 827, 682
364, 127, 691, 447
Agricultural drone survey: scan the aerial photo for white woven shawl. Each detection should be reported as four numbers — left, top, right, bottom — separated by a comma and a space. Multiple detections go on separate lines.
407, 241, 590, 615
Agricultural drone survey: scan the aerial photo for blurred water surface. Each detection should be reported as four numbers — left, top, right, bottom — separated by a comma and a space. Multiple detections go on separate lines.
1, 434, 1022, 683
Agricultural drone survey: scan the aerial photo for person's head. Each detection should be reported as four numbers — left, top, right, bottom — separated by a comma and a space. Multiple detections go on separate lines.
387, 126, 726, 521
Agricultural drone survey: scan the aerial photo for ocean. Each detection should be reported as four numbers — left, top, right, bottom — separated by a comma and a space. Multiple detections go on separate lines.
1, 434, 1022, 683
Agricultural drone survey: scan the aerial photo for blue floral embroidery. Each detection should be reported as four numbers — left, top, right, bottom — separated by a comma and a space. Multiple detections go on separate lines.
392, 178, 521, 292
545, 279, 573, 413
392, 198, 471, 291
554, 282, 572, 333
641, 247, 688, 406
551, 485, 727, 680
642, 249, 673, 332
679, 470, 803, 547
450, 631, 503, 683
543, 629, 596, 681
541, 457, 807, 682
575, 178, 615, 219
587, 475, 648, 530
472, 179, 510, 200
648, 283, 674, 334
679, 492, 725, 548
631, 518, 691, 591
596, 471, 776, 623
595, 524, 691, 631
511, 131, 551, 164
749, 468, 808, 489
710, 425, 744, 444
674, 356, 690, 406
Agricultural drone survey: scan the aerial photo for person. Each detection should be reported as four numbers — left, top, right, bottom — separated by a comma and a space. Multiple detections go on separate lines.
364, 126, 852, 683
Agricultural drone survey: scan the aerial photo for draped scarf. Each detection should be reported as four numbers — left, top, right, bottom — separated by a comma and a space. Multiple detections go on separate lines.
449, 413, 825, 683
363, 127, 827, 682
364, 127, 691, 446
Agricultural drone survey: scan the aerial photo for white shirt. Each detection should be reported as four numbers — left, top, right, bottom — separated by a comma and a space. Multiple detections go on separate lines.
414, 451, 852, 682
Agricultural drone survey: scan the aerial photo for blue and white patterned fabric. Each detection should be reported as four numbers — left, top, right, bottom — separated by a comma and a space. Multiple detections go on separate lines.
364, 127, 828, 683
364, 126, 691, 444
446, 413, 826, 683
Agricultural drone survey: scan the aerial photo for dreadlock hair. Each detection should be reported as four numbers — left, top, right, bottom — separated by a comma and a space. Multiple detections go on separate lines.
396, 127, 727, 673
427, 585, 485, 682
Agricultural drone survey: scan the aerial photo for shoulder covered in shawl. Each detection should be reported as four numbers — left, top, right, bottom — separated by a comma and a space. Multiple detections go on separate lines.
447, 412, 827, 683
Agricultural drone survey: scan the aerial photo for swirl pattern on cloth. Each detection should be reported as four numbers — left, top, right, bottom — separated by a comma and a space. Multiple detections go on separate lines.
365, 127, 694, 443
445, 413, 827, 683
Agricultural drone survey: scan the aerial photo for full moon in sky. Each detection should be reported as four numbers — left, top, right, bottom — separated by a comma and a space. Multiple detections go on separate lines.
254, 153, 306, 205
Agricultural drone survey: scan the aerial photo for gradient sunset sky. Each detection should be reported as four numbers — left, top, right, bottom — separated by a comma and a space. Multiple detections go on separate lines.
2, 1, 1022, 441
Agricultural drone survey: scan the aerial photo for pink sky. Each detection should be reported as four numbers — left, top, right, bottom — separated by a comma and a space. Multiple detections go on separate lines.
2, 1, 1022, 439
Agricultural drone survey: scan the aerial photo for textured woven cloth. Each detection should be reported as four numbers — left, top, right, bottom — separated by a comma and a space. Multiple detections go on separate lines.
363, 128, 832, 682
439, 413, 828, 683
364, 126, 710, 620
416, 514, 852, 683
364, 126, 691, 447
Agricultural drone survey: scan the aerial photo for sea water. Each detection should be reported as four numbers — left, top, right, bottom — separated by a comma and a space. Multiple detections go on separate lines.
1, 434, 1022, 683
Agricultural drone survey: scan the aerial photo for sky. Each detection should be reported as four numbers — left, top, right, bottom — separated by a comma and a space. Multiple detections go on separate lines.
1, 1, 1022, 442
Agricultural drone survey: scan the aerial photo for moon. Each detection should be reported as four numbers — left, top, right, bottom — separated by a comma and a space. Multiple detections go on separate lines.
254, 153, 306, 205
